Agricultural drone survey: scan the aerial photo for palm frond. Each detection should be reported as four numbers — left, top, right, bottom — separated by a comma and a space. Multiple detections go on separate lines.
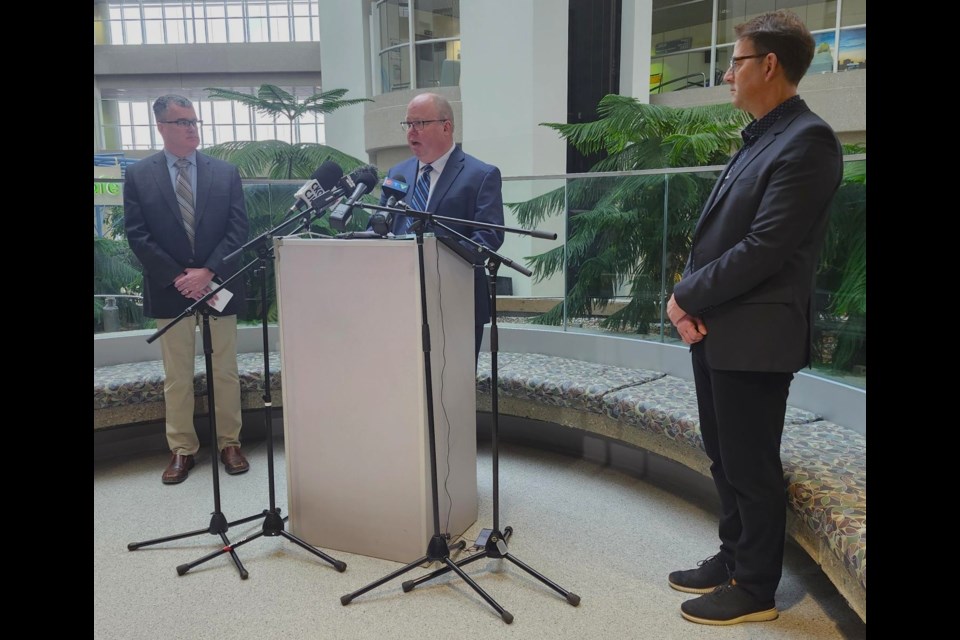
203, 141, 366, 179
205, 84, 369, 123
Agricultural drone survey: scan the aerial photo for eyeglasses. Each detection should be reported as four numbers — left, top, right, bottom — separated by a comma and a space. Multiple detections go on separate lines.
727, 53, 769, 74
400, 119, 446, 132
159, 119, 203, 129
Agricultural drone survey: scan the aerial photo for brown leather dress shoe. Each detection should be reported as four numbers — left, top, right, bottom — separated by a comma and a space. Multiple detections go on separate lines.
162, 454, 195, 484
220, 446, 250, 475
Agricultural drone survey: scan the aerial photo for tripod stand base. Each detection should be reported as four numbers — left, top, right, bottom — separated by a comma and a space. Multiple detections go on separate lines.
127, 510, 266, 579
190, 508, 348, 573
341, 534, 512, 623
401, 526, 580, 607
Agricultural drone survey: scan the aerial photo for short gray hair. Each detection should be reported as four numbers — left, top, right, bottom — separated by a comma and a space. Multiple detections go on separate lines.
152, 95, 193, 120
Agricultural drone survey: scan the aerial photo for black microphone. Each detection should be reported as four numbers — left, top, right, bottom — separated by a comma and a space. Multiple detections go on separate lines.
288, 161, 343, 214
370, 175, 409, 236
329, 165, 380, 231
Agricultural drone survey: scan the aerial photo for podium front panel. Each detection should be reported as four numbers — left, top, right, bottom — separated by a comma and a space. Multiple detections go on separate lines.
274, 236, 477, 562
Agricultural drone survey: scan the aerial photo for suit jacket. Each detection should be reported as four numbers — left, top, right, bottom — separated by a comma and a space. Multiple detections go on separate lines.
124, 150, 249, 318
381, 145, 505, 325
672, 99, 842, 372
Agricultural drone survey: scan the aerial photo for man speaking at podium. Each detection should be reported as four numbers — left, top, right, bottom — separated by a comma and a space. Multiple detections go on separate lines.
383, 92, 505, 362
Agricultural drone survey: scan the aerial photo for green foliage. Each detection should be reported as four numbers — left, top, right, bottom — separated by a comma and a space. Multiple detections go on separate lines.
513, 95, 749, 332
93, 234, 144, 331
814, 144, 866, 372
203, 140, 367, 180
204, 85, 370, 123
514, 94, 866, 377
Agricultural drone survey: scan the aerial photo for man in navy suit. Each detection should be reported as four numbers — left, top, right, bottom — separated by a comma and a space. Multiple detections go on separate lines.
124, 95, 250, 485
382, 92, 504, 361
665, 11, 843, 625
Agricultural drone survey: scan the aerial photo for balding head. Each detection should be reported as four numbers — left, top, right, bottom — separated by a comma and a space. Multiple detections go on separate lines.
404, 92, 455, 163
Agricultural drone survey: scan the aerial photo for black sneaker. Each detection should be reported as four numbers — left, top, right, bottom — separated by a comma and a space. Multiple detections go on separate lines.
680, 582, 778, 626
668, 554, 732, 594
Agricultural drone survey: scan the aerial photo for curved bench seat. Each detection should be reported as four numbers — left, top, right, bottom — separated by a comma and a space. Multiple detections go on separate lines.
93, 348, 865, 622
474, 351, 866, 622
93, 352, 283, 430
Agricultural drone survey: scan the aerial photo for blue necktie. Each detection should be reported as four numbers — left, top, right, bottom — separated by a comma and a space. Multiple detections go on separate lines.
398, 164, 432, 235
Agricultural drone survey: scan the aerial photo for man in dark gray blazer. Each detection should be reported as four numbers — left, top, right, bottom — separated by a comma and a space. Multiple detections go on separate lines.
383, 92, 504, 361
665, 11, 843, 625
124, 95, 250, 485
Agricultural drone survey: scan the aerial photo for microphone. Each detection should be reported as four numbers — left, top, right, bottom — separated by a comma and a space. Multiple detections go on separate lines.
370, 175, 409, 236
288, 161, 343, 214
329, 165, 380, 231
381, 175, 410, 208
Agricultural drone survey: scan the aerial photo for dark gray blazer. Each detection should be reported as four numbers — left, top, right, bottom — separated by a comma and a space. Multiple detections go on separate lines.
673, 99, 843, 372
124, 150, 249, 318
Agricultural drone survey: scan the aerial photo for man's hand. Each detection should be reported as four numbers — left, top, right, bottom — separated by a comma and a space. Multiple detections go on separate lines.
174, 268, 215, 301
667, 294, 707, 345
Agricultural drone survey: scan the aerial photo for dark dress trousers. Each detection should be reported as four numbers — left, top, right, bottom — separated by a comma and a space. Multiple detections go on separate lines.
672, 99, 843, 601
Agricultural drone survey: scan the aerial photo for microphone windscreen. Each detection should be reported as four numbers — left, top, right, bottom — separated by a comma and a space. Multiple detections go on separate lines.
351, 165, 380, 191
314, 161, 344, 190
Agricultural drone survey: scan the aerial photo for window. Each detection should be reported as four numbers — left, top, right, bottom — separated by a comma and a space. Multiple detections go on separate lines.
650, 1, 863, 93
374, 0, 460, 94
97, 0, 319, 45
99, 88, 325, 151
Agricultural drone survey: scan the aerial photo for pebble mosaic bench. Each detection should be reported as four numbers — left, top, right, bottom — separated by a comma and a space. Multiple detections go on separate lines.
93, 349, 866, 622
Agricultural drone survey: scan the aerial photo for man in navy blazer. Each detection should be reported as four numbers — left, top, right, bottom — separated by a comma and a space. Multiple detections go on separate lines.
665, 11, 843, 625
382, 92, 504, 361
124, 95, 250, 485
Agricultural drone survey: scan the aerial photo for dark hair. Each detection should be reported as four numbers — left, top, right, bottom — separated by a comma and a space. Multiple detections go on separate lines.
735, 9, 815, 85
152, 95, 193, 120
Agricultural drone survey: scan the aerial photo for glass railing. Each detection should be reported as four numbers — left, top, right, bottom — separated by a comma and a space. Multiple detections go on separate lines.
94, 156, 866, 388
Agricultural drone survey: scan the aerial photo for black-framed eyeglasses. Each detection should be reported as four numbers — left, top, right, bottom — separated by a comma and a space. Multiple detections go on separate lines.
727, 53, 769, 74
159, 119, 203, 129
400, 119, 446, 132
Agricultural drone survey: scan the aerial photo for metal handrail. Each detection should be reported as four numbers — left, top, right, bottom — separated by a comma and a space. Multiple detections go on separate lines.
651, 71, 707, 94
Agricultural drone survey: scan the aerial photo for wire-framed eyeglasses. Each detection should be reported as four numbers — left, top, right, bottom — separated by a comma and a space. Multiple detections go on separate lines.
727, 53, 769, 74
400, 119, 446, 132
159, 119, 203, 129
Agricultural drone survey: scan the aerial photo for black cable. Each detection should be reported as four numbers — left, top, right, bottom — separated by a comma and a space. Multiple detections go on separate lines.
434, 243, 455, 537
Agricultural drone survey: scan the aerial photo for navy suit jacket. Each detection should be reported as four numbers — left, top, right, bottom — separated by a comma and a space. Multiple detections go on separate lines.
124, 150, 249, 318
381, 145, 505, 325
672, 99, 842, 372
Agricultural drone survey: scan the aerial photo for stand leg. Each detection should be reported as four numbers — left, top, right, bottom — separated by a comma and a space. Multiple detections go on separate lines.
340, 235, 511, 622
127, 308, 266, 579
223, 255, 349, 571
341, 554, 430, 606
399, 260, 581, 609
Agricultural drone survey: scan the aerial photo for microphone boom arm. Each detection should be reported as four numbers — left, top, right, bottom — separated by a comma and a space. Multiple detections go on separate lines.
223, 194, 340, 263
359, 202, 558, 241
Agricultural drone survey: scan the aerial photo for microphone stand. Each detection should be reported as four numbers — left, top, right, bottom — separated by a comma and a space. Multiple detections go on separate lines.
128, 205, 348, 577
190, 205, 347, 572
339, 203, 577, 622
397, 219, 580, 607
126, 279, 267, 579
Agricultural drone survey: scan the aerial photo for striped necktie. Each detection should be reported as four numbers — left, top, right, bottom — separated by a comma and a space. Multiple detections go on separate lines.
398, 164, 433, 235
174, 158, 195, 251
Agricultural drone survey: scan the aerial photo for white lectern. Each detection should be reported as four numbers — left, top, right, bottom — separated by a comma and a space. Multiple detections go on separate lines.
273, 235, 478, 563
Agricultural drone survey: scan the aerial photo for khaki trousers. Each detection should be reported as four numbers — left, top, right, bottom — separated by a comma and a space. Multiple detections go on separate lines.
156, 313, 242, 455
